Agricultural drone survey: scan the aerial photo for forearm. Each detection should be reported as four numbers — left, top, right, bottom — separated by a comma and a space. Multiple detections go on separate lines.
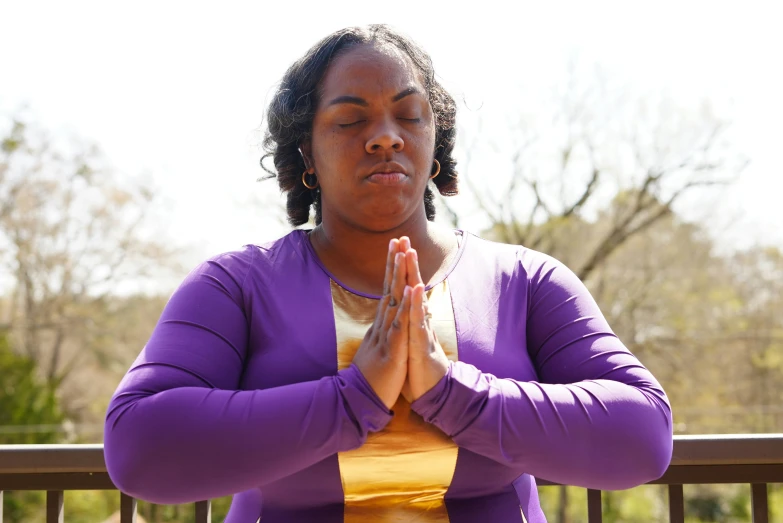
412, 360, 672, 490
104, 364, 391, 504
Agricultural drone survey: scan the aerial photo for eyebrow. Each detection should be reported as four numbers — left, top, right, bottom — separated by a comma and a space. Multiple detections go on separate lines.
326, 87, 423, 107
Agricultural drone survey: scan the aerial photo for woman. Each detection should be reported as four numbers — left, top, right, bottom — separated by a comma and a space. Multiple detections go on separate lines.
104, 25, 673, 523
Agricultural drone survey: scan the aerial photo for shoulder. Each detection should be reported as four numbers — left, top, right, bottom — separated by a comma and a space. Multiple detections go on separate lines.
459, 233, 599, 323
182, 230, 306, 292
460, 231, 572, 284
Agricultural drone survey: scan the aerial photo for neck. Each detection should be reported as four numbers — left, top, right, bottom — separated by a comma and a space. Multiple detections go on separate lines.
309, 208, 450, 295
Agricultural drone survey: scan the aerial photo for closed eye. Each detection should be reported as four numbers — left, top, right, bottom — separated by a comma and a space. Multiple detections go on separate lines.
338, 120, 365, 128
399, 117, 421, 122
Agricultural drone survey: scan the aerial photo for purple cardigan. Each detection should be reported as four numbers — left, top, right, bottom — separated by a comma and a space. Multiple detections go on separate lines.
104, 230, 673, 522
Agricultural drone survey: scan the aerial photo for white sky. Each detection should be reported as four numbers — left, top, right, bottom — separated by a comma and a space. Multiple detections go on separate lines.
1, 0, 781, 273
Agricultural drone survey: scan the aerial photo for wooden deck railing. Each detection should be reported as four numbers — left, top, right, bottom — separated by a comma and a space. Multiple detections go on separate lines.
1, 434, 781, 522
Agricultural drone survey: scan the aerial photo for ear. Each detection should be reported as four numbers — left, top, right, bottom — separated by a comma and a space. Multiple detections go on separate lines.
299, 142, 315, 174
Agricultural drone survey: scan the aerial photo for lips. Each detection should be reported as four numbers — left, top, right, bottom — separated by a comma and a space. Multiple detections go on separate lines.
366, 162, 408, 185
368, 162, 408, 177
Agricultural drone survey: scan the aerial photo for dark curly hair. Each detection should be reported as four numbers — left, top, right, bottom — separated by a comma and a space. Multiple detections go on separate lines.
260, 24, 458, 226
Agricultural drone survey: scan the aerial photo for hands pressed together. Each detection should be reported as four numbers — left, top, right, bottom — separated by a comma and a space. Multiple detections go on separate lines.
352, 237, 452, 410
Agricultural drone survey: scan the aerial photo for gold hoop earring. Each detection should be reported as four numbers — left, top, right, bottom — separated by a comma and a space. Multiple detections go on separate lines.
429, 159, 441, 180
302, 170, 319, 190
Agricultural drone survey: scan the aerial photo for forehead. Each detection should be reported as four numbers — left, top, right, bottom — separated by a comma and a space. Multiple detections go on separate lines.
319, 43, 425, 101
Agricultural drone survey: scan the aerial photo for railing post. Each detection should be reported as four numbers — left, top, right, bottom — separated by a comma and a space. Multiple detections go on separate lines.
1, 490, 4, 523
46, 490, 64, 523
587, 489, 602, 523
195, 500, 212, 523
668, 484, 684, 523
120, 492, 137, 523
751, 483, 769, 523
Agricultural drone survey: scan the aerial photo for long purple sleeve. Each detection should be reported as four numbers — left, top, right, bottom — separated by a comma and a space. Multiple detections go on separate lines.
103, 249, 392, 504
411, 250, 673, 490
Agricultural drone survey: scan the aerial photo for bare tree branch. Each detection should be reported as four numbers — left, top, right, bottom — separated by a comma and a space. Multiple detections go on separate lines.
562, 141, 600, 219
0, 116, 178, 388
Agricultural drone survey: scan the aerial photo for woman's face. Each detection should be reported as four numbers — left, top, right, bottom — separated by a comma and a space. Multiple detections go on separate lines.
303, 43, 436, 232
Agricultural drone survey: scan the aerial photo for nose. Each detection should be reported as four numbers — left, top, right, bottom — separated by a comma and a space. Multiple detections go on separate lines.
365, 117, 404, 154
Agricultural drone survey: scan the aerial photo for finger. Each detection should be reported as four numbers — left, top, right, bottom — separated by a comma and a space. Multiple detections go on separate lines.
388, 251, 407, 308
381, 286, 399, 332
375, 238, 400, 336
387, 285, 412, 347
423, 302, 433, 326
405, 249, 424, 287
398, 236, 411, 253
383, 238, 400, 296
409, 283, 428, 337
372, 294, 393, 340
414, 283, 427, 323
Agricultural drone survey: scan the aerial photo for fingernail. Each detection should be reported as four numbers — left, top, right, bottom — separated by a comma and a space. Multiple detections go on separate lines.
404, 286, 411, 296
389, 239, 395, 251
410, 249, 418, 261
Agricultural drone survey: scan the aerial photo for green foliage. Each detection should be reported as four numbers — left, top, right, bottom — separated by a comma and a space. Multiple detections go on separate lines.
61, 491, 118, 523
536, 484, 783, 523
0, 120, 24, 153
2, 491, 233, 523
0, 330, 66, 521
2, 491, 46, 523
133, 496, 233, 523
0, 332, 64, 444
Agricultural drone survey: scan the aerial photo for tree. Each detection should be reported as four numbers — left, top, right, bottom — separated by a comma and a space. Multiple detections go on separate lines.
444, 66, 747, 283
724, 247, 783, 432
0, 115, 179, 418
0, 330, 63, 444
440, 65, 749, 523
0, 329, 65, 522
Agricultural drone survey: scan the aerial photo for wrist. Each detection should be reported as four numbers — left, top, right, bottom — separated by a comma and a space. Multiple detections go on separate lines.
409, 355, 450, 402
337, 364, 395, 443
410, 361, 489, 437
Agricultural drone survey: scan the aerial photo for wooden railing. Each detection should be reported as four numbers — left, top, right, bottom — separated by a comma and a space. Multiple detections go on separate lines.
1, 434, 781, 522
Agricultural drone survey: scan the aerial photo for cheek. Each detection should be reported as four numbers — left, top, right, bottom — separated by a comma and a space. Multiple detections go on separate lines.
409, 126, 437, 162
416, 118, 437, 150
311, 127, 343, 168
420, 129, 437, 152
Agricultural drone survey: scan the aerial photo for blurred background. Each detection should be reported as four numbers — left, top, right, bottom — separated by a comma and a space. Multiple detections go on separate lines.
1, 0, 781, 521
